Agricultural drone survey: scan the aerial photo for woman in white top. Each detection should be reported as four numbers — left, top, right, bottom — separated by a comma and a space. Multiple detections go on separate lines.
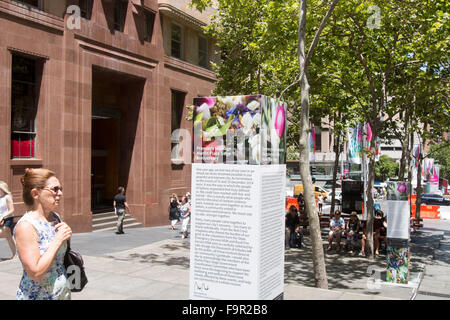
179, 196, 191, 239
0, 181, 16, 259
317, 194, 324, 213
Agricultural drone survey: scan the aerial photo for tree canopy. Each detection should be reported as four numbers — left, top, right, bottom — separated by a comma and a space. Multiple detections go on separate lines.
375, 154, 399, 181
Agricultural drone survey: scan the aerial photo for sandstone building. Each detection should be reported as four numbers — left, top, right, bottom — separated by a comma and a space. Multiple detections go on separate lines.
0, 0, 217, 232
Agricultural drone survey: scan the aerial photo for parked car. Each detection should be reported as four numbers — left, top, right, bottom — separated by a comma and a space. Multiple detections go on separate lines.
421, 193, 450, 206
325, 191, 342, 204
294, 184, 329, 200
323, 182, 341, 192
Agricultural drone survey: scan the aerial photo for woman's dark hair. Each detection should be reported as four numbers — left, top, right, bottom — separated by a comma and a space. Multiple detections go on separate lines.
375, 210, 384, 217
21, 168, 55, 207
334, 210, 341, 215
289, 205, 298, 214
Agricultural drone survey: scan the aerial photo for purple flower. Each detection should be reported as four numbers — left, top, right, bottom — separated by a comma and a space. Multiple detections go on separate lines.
226, 104, 248, 123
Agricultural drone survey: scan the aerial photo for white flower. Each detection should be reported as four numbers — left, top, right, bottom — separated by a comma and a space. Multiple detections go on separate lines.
247, 100, 260, 111
236, 129, 246, 162
241, 112, 254, 135
197, 103, 211, 120
249, 134, 261, 163
253, 113, 261, 126
219, 96, 243, 109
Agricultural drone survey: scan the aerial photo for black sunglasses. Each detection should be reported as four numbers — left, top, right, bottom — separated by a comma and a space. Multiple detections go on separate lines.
44, 186, 63, 194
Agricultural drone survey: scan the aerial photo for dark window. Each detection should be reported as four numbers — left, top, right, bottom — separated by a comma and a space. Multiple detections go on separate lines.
11, 55, 39, 158
144, 11, 155, 43
171, 24, 182, 58
198, 36, 208, 68
314, 126, 322, 152
114, 0, 128, 32
16, 0, 39, 7
80, 0, 93, 19
171, 90, 185, 135
171, 90, 186, 168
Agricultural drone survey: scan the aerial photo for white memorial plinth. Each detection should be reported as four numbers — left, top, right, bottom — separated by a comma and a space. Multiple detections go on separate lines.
189, 163, 286, 300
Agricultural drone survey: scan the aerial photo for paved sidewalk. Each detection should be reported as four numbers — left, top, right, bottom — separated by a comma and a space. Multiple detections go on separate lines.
414, 220, 450, 300
0, 220, 448, 300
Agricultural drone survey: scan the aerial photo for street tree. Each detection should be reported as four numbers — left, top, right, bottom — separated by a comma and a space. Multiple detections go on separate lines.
375, 155, 399, 181
318, 0, 449, 259
191, 0, 341, 288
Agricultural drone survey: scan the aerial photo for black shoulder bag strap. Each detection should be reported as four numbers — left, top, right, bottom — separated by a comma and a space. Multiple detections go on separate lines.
51, 211, 71, 252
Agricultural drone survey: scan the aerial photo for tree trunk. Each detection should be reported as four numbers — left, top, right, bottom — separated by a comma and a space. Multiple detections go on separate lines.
408, 132, 414, 218
298, 0, 328, 289
415, 141, 424, 220
330, 133, 340, 215
398, 136, 409, 181
365, 127, 377, 260
398, 108, 411, 180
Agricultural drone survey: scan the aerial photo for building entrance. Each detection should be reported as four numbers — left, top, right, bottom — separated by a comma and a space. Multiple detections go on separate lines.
91, 66, 144, 213
91, 113, 120, 212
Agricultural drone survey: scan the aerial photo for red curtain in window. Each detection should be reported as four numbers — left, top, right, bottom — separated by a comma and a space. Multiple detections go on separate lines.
11, 139, 35, 158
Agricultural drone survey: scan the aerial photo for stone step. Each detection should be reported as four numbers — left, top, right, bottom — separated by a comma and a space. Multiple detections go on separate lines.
92, 211, 143, 232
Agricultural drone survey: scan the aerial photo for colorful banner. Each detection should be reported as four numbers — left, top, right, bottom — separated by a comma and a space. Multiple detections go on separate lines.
424, 158, 434, 179
430, 165, 440, 192
309, 124, 316, 162
347, 124, 363, 164
365, 123, 372, 151
412, 144, 420, 169
375, 137, 381, 161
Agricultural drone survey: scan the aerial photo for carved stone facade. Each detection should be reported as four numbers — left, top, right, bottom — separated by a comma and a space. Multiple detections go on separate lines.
0, 0, 217, 232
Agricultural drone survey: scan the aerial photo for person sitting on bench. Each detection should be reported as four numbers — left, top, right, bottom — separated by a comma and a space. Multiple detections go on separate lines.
344, 211, 360, 255
328, 210, 345, 253
285, 205, 301, 249
361, 210, 387, 256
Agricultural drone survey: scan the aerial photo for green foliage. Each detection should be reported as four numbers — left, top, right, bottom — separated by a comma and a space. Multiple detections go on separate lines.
190, 0, 449, 159
190, 0, 360, 149
375, 154, 399, 181
429, 143, 450, 181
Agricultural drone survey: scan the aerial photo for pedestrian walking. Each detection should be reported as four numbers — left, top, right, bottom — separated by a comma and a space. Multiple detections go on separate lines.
0, 181, 16, 259
113, 186, 130, 234
186, 192, 191, 206
169, 193, 180, 230
14, 168, 72, 300
179, 196, 191, 239
318, 194, 323, 213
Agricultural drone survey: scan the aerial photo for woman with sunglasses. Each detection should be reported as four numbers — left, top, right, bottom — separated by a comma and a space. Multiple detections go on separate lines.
13, 168, 72, 300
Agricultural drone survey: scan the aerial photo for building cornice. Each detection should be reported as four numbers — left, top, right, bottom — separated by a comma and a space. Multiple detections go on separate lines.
164, 55, 216, 82
0, 0, 64, 33
158, 3, 206, 30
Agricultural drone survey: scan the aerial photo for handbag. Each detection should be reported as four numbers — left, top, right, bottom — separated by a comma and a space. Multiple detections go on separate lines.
53, 213, 88, 292
64, 240, 88, 292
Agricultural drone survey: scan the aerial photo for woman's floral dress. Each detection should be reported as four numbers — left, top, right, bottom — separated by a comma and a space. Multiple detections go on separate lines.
14, 212, 71, 300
